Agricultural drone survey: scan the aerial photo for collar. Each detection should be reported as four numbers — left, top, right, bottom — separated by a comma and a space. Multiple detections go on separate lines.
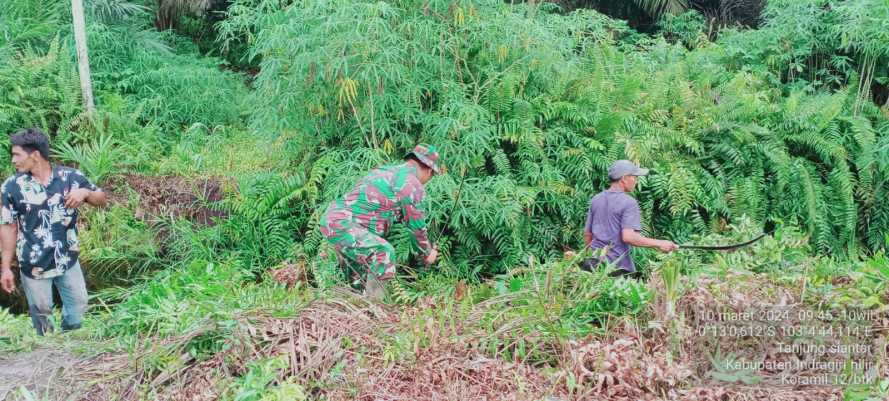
403, 162, 420, 176
25, 165, 59, 187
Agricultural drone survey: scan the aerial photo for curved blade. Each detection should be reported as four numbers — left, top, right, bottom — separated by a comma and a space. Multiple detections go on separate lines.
679, 233, 766, 251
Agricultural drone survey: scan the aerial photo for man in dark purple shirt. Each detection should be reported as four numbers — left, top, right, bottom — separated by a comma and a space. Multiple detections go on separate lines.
583, 160, 678, 276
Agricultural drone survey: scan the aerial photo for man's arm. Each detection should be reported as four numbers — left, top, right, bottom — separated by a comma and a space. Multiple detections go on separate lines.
619, 198, 677, 253
402, 203, 437, 264
0, 178, 18, 294
584, 230, 594, 247
1, 224, 17, 293
65, 188, 107, 208
65, 169, 107, 209
85, 189, 107, 207
622, 228, 677, 252
397, 177, 436, 265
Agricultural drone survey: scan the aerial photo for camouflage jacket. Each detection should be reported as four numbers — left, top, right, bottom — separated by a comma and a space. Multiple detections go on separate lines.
323, 163, 433, 255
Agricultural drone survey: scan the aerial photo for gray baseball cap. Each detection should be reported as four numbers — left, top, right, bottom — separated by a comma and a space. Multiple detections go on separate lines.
608, 160, 649, 181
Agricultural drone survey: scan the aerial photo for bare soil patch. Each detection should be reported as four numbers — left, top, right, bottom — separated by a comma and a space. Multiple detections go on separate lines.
104, 174, 230, 226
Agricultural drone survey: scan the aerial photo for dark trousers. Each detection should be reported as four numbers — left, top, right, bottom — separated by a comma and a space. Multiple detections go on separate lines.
580, 258, 640, 279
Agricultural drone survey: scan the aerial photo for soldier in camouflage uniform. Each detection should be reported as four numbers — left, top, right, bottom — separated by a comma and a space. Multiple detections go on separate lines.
320, 144, 441, 298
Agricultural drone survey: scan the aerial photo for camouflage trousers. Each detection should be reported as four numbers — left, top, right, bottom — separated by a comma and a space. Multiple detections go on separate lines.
319, 220, 397, 286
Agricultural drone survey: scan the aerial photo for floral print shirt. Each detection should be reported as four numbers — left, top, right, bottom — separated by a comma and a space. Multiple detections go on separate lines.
0, 166, 100, 279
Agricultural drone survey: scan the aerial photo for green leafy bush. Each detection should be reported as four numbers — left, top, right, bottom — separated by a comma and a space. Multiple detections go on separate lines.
657, 10, 708, 48
220, 0, 887, 280
79, 204, 163, 288
563, 276, 652, 324
88, 24, 249, 129
0, 38, 82, 141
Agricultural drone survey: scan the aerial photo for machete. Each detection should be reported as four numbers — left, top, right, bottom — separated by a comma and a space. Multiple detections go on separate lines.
435, 166, 467, 240
678, 232, 766, 251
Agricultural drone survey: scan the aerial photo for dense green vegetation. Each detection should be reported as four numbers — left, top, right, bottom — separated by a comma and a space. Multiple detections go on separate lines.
232, 0, 888, 274
0, 0, 887, 399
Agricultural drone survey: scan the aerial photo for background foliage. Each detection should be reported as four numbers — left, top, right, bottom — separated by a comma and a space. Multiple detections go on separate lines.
216, 0, 888, 279
0, 0, 886, 283
1, 0, 888, 398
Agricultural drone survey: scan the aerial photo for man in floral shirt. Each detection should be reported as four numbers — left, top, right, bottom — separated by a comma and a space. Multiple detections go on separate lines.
320, 144, 442, 299
0, 128, 107, 335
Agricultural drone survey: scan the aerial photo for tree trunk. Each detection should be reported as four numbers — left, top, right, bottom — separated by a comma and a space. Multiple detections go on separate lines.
71, 0, 96, 114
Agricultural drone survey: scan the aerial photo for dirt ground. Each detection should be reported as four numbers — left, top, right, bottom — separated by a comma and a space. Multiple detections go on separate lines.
104, 174, 229, 225
0, 348, 77, 401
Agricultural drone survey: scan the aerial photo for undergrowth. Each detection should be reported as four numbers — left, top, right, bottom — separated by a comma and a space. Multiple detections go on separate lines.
1, 0, 888, 400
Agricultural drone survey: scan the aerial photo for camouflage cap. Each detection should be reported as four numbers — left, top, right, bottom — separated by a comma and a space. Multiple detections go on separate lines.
407, 143, 441, 174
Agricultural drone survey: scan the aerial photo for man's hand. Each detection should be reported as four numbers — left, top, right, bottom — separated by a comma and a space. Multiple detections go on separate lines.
657, 240, 679, 253
424, 247, 439, 265
65, 188, 92, 209
584, 231, 594, 248
1, 267, 14, 294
